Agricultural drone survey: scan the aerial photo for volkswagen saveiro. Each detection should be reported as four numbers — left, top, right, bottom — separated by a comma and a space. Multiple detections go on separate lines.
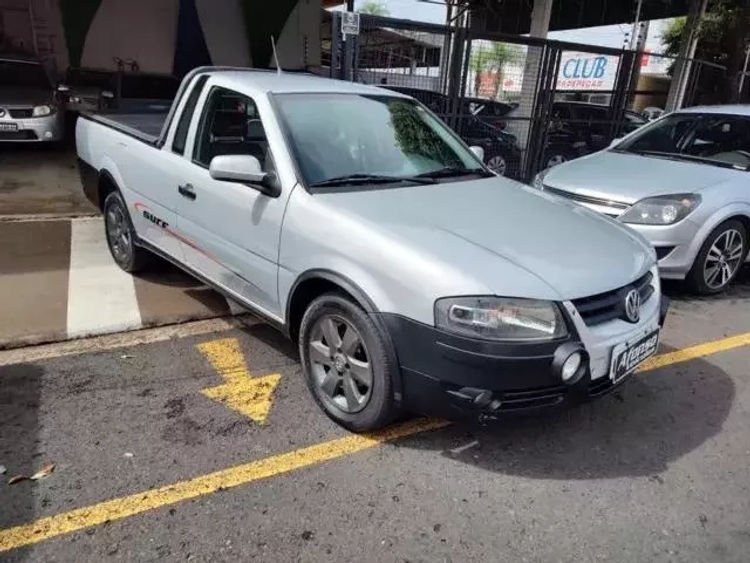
76, 67, 668, 431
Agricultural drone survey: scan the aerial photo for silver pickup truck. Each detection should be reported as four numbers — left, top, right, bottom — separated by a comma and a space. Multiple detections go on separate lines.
76, 67, 668, 431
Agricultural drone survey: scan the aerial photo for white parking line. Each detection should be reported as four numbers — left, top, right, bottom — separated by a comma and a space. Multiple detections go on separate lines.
66, 218, 142, 339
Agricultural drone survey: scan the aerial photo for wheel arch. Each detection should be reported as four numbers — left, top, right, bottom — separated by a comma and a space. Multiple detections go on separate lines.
285, 269, 403, 405
688, 204, 750, 265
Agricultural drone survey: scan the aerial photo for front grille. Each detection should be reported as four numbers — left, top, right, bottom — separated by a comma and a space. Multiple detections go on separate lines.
499, 385, 567, 411
8, 108, 33, 118
572, 271, 654, 326
543, 185, 630, 213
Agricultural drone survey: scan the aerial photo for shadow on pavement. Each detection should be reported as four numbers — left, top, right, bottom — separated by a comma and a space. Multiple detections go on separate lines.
663, 264, 750, 302
0, 363, 43, 562
402, 352, 734, 480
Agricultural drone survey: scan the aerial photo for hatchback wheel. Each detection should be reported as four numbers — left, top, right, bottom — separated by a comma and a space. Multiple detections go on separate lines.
687, 219, 747, 294
103, 191, 150, 273
299, 293, 397, 432
545, 153, 568, 168
486, 154, 507, 176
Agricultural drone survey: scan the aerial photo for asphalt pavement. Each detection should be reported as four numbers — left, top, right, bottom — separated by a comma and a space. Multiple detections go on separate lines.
1, 273, 749, 562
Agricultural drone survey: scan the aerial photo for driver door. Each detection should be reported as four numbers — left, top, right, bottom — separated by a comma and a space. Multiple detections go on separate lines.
175, 85, 287, 318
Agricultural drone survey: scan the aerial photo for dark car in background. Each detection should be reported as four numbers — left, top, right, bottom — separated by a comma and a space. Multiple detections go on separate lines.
115, 72, 180, 113
62, 67, 116, 114
462, 97, 518, 130
383, 85, 522, 177
541, 100, 647, 168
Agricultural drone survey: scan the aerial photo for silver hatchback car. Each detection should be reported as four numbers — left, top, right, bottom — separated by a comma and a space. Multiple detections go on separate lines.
537, 105, 750, 294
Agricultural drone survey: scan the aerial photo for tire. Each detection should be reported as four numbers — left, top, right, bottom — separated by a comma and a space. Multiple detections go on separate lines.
298, 293, 397, 432
486, 153, 507, 176
686, 219, 747, 294
103, 191, 150, 273
543, 151, 569, 168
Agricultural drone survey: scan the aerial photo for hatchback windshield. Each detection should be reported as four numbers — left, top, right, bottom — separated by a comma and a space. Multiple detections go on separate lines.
0, 60, 50, 88
274, 93, 485, 187
615, 113, 750, 170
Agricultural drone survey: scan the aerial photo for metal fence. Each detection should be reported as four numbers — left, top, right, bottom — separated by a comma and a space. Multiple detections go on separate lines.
328, 13, 731, 182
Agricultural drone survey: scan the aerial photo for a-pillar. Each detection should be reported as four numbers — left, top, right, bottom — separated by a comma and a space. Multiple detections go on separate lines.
665, 0, 709, 111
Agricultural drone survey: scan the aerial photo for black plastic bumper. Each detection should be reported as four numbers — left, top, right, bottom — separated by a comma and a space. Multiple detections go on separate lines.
378, 314, 630, 421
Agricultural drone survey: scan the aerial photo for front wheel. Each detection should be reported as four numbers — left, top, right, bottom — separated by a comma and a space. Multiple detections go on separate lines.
686, 219, 747, 294
486, 154, 507, 176
298, 293, 397, 432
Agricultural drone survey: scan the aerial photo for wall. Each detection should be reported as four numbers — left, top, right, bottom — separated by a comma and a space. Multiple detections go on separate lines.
277, 0, 321, 70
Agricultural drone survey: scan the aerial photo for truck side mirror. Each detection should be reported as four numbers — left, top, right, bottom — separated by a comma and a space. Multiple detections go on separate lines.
469, 146, 485, 162
209, 155, 280, 197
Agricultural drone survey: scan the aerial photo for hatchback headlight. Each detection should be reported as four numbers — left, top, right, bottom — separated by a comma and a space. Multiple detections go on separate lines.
32, 104, 53, 117
619, 193, 701, 225
435, 296, 568, 341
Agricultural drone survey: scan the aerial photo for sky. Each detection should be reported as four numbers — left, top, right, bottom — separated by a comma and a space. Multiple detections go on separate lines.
346, 0, 673, 53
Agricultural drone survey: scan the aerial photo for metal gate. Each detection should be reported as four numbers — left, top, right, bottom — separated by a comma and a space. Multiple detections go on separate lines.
327, 13, 729, 182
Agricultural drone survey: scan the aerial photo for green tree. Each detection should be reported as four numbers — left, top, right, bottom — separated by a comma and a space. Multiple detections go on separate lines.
469, 42, 523, 98
359, 0, 389, 16
661, 0, 750, 102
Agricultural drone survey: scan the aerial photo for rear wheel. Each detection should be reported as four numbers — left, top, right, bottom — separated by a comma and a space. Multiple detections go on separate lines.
299, 293, 397, 432
686, 219, 747, 294
103, 191, 150, 273
486, 154, 507, 176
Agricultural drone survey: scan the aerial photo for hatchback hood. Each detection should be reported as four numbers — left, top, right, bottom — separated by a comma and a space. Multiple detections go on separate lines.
544, 150, 741, 203
318, 177, 653, 300
0, 87, 52, 106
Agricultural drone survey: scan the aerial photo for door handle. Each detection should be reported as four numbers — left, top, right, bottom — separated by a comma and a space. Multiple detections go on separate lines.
178, 183, 196, 200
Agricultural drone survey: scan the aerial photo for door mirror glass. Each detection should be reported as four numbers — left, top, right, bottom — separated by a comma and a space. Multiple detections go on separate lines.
209, 154, 267, 184
470, 146, 485, 162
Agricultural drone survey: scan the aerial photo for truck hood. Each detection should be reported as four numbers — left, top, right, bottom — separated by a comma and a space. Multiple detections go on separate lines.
0, 87, 53, 106
317, 177, 653, 300
543, 150, 741, 203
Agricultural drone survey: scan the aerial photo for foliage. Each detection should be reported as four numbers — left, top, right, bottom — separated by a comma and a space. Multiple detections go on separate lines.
661, 0, 750, 102
388, 101, 457, 165
359, 0, 389, 16
469, 42, 524, 98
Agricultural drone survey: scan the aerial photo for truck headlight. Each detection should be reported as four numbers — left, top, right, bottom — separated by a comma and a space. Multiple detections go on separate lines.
435, 297, 568, 341
32, 104, 53, 117
619, 194, 701, 225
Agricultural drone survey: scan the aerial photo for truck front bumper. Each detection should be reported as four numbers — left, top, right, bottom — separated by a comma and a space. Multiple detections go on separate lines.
378, 295, 669, 422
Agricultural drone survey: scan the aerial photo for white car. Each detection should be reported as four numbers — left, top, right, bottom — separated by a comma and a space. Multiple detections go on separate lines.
537, 105, 750, 294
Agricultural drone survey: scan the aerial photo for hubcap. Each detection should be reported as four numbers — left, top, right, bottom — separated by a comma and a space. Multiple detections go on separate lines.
106, 204, 131, 264
547, 154, 567, 167
308, 315, 373, 413
703, 228, 744, 290
487, 155, 507, 176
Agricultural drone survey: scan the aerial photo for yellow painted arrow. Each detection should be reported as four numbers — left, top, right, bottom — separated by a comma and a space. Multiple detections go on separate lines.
197, 338, 281, 424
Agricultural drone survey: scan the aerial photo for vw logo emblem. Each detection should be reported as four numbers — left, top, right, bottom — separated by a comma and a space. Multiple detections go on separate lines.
624, 289, 641, 323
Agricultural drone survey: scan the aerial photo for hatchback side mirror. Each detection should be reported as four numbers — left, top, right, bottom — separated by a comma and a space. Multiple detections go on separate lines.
209, 154, 280, 197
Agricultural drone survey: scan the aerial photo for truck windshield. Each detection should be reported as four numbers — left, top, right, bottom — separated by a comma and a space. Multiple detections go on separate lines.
0, 60, 50, 88
614, 113, 750, 171
273, 93, 485, 187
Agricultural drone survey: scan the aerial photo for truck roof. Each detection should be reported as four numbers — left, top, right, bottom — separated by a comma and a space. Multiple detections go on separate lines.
203, 69, 411, 99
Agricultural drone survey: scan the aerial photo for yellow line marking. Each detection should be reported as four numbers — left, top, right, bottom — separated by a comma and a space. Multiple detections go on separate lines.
1, 331, 749, 553
0, 418, 449, 553
197, 338, 281, 424
637, 331, 750, 372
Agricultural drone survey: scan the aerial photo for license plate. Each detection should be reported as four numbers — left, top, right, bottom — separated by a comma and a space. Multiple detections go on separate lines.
609, 329, 659, 384
0, 123, 18, 132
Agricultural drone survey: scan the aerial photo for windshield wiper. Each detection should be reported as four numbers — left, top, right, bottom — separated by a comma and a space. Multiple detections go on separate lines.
619, 149, 749, 171
415, 167, 494, 179
309, 173, 437, 188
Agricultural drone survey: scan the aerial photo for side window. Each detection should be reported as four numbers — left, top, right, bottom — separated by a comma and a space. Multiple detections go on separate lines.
683, 117, 750, 166
193, 87, 271, 170
172, 75, 208, 155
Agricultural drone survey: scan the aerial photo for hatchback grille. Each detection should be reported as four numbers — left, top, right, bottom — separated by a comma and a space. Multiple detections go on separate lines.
543, 185, 630, 212
572, 271, 654, 326
8, 108, 33, 118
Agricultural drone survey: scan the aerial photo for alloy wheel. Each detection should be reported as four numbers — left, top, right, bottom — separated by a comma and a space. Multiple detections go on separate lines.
106, 204, 132, 264
308, 315, 373, 413
487, 155, 507, 176
546, 154, 567, 168
703, 228, 744, 290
